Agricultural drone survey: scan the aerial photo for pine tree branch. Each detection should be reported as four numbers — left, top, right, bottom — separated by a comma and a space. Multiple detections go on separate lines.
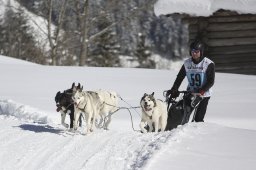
88, 1, 155, 43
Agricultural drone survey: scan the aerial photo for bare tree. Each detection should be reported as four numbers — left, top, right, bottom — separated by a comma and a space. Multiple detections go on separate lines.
74, 0, 89, 66
46, 0, 67, 65
42, 0, 155, 66
72, 0, 153, 66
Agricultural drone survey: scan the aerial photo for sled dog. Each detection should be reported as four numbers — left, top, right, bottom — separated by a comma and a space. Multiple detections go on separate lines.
55, 83, 82, 129
95, 89, 118, 129
140, 92, 168, 133
72, 86, 118, 134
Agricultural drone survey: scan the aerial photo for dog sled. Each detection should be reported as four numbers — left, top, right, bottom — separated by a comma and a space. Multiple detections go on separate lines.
165, 91, 202, 131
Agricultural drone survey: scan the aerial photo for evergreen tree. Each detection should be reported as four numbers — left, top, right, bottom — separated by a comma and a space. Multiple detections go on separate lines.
0, 6, 45, 64
88, 14, 120, 67
134, 33, 155, 68
2, 0, 188, 67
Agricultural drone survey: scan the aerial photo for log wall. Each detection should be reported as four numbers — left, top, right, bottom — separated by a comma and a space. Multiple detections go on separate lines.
184, 10, 256, 75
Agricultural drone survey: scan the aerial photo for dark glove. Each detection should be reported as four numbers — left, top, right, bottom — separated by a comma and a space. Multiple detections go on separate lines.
166, 88, 179, 98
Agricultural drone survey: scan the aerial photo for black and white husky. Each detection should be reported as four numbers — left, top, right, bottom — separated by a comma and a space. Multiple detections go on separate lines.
140, 92, 168, 133
55, 83, 81, 129
72, 86, 118, 134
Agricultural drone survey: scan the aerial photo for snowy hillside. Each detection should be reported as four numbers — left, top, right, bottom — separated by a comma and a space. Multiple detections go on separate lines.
0, 0, 53, 50
1, 55, 256, 170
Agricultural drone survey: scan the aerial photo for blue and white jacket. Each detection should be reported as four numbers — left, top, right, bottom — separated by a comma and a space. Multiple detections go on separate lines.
171, 56, 215, 97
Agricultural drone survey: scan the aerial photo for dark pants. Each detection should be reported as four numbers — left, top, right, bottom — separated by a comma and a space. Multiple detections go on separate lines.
194, 97, 210, 122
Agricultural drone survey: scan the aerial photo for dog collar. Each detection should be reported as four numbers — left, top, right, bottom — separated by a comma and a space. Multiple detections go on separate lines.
77, 101, 87, 112
145, 109, 153, 119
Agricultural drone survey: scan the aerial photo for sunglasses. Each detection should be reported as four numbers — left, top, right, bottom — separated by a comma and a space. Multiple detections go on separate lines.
191, 49, 200, 53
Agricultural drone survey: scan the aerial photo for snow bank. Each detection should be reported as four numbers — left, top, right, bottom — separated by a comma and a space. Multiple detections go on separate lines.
146, 123, 256, 170
0, 99, 51, 124
0, 55, 37, 65
154, 0, 256, 17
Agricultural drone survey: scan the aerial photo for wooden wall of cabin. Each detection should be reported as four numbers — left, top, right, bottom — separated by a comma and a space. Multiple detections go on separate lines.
186, 10, 256, 75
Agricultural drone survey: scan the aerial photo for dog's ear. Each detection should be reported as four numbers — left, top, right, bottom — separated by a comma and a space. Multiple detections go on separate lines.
149, 92, 156, 107
141, 93, 147, 102
56, 91, 61, 97
55, 91, 61, 102
72, 82, 75, 89
78, 86, 83, 92
56, 91, 60, 96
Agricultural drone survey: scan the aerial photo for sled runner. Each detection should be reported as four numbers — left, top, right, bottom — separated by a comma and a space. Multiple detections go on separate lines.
165, 91, 202, 131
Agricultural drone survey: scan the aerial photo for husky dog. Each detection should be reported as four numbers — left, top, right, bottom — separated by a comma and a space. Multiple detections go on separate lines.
72, 86, 119, 134
55, 82, 82, 129
95, 89, 118, 129
140, 92, 168, 133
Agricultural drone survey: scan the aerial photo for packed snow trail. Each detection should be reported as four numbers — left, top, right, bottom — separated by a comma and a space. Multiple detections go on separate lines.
0, 114, 175, 170
0, 99, 186, 169
1, 100, 256, 170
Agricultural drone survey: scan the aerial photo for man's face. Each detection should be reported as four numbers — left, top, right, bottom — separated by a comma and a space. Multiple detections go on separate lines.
191, 49, 201, 61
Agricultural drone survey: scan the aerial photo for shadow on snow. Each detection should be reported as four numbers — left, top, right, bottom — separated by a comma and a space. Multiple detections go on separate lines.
16, 124, 63, 134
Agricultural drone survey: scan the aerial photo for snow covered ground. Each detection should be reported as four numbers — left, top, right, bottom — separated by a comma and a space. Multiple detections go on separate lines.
1, 55, 256, 170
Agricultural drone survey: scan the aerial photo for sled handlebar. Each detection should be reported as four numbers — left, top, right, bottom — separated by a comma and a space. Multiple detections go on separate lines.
163, 90, 189, 98
178, 91, 188, 94
163, 90, 194, 104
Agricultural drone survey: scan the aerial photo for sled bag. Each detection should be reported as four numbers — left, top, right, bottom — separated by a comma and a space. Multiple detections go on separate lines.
165, 98, 193, 131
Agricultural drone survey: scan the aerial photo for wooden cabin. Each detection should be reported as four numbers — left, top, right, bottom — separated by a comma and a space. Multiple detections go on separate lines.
180, 9, 256, 75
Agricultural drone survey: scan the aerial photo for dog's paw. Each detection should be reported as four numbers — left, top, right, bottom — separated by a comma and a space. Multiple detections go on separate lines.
103, 127, 109, 130
68, 128, 75, 132
62, 123, 69, 128
141, 129, 147, 133
83, 130, 91, 135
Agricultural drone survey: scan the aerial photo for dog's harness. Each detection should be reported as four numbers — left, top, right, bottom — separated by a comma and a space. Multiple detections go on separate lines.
147, 115, 153, 119
56, 103, 73, 113
142, 105, 154, 120
145, 110, 153, 120
73, 91, 143, 132
76, 100, 87, 112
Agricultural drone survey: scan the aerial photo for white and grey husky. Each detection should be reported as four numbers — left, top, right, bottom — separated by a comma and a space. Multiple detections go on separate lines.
72, 86, 118, 134
140, 92, 168, 133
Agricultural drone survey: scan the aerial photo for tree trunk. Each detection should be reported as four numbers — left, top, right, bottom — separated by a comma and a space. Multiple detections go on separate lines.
46, 0, 67, 65
76, 0, 89, 66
